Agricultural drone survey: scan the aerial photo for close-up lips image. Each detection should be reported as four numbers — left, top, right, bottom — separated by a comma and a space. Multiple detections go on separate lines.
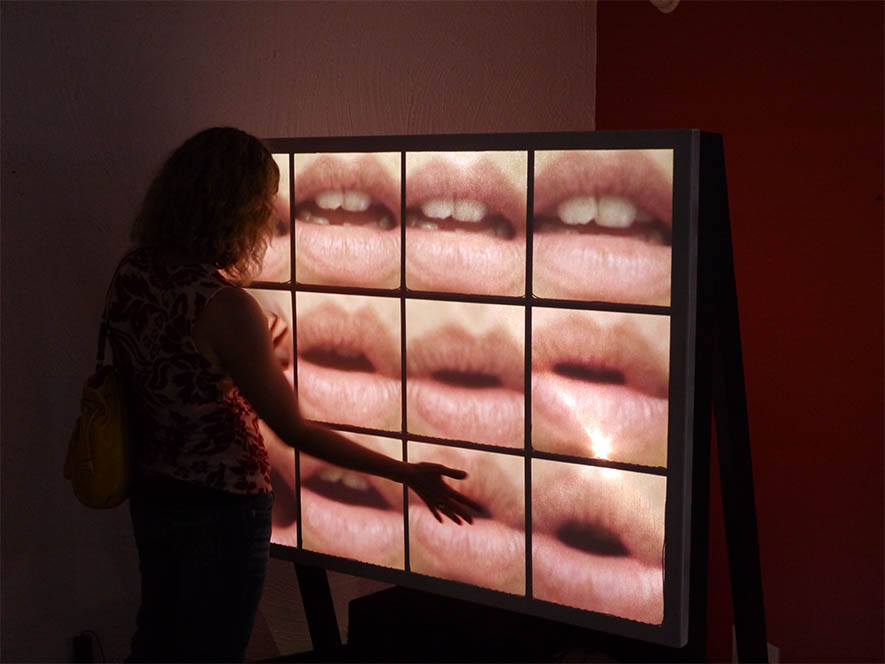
406, 304, 524, 449
405, 153, 527, 296
531, 460, 666, 624
294, 153, 401, 288
533, 150, 674, 306
295, 295, 402, 431
259, 141, 678, 640
300, 436, 405, 569
407, 443, 525, 594
532, 309, 670, 468
264, 425, 405, 570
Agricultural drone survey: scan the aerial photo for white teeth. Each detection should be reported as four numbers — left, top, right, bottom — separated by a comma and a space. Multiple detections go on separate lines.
421, 197, 453, 219
315, 190, 343, 210
557, 196, 598, 225
418, 220, 439, 231
597, 196, 637, 228
317, 466, 370, 491
341, 473, 370, 491
556, 195, 653, 228
315, 189, 373, 212
343, 190, 371, 212
453, 199, 487, 222
421, 197, 488, 222
312, 215, 329, 225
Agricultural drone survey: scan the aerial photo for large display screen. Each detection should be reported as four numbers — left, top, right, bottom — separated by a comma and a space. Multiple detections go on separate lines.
256, 131, 698, 647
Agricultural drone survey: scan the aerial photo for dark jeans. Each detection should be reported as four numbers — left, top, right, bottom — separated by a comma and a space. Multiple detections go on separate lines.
127, 477, 273, 662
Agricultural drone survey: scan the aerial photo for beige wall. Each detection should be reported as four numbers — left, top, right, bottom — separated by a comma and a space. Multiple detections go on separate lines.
0, 2, 595, 660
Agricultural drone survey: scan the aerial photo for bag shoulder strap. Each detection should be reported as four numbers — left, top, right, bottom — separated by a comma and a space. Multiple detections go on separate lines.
97, 250, 135, 372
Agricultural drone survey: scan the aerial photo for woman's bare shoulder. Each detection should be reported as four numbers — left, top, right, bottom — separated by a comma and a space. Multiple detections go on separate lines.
194, 287, 267, 364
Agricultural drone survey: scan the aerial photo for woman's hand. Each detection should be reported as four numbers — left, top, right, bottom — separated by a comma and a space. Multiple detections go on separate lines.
401, 462, 482, 525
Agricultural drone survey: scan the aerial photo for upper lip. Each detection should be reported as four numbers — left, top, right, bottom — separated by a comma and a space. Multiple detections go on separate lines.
533, 150, 672, 228
294, 153, 401, 224
407, 324, 524, 390
300, 450, 404, 510
532, 313, 668, 398
296, 301, 400, 378
406, 155, 527, 235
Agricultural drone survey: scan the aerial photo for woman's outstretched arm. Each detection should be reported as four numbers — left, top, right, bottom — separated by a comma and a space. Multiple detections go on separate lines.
194, 286, 479, 524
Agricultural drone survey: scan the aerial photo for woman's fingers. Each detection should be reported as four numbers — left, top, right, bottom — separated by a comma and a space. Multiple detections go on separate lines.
445, 485, 483, 514
415, 462, 467, 480
408, 462, 482, 525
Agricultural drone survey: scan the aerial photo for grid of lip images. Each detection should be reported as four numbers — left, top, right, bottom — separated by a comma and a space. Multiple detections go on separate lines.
254, 146, 674, 626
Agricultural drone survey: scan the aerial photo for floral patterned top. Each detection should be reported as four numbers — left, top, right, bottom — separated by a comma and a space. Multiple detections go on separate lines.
106, 248, 271, 494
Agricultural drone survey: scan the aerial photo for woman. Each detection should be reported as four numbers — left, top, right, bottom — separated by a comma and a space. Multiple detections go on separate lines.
107, 127, 477, 662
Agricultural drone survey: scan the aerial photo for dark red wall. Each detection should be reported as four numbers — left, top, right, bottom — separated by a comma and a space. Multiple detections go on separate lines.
597, 2, 884, 661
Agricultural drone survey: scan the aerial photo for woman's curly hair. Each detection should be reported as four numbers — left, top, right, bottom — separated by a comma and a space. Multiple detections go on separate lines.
132, 127, 280, 282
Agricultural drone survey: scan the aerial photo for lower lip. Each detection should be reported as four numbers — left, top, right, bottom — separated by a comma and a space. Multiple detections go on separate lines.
407, 379, 524, 448
302, 487, 404, 569
295, 221, 400, 288
531, 373, 668, 467
532, 533, 664, 624
533, 234, 671, 306
406, 228, 525, 296
297, 361, 402, 431
409, 506, 526, 594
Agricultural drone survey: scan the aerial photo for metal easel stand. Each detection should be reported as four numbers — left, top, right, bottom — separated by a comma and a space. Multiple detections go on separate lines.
701, 132, 769, 663
294, 562, 342, 652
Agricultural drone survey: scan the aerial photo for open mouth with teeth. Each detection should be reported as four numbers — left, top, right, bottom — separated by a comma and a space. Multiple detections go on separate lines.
293, 153, 401, 288
405, 153, 527, 296
406, 197, 516, 239
299, 439, 405, 569
303, 464, 392, 510
296, 190, 397, 230
532, 150, 674, 306
534, 194, 672, 246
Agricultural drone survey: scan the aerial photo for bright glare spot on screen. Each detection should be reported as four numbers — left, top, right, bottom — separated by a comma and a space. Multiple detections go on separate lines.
588, 430, 612, 460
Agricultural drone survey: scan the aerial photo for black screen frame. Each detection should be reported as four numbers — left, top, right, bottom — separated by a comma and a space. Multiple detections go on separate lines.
262, 129, 701, 648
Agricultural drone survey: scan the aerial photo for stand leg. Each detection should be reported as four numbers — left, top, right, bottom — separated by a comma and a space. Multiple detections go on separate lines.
702, 133, 768, 663
294, 562, 342, 651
